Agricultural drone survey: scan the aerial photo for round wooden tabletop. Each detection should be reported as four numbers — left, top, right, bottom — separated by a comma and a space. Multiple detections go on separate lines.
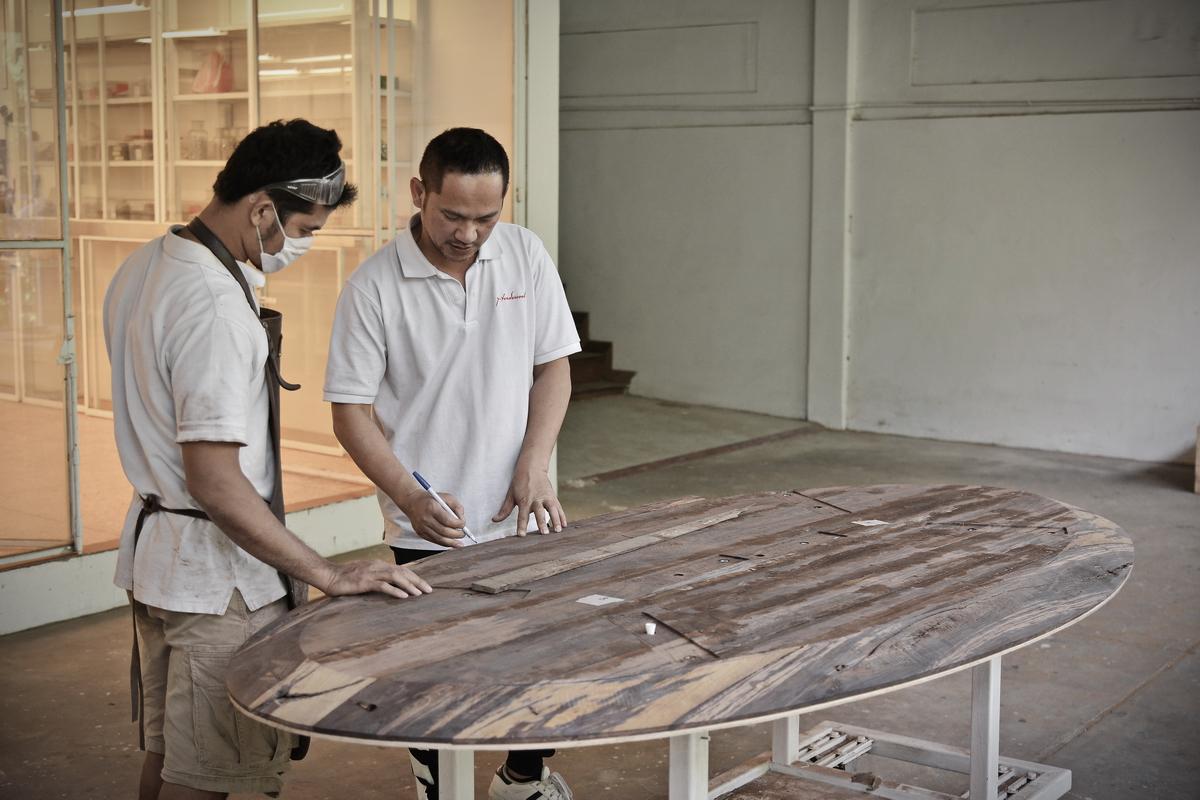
227, 484, 1133, 749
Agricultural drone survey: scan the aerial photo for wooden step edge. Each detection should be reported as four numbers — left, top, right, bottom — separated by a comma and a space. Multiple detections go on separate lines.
570, 380, 630, 399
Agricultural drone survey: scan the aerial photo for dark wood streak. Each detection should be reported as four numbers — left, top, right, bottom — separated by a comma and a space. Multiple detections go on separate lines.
227, 485, 1133, 747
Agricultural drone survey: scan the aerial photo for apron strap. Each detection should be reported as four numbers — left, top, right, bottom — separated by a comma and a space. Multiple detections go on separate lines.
185, 218, 257, 307
128, 495, 210, 743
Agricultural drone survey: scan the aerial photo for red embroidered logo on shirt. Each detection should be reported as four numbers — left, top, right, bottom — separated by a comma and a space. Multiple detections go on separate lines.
496, 291, 527, 307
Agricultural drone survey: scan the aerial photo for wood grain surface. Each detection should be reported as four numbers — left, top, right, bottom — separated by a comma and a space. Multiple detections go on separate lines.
227, 485, 1133, 748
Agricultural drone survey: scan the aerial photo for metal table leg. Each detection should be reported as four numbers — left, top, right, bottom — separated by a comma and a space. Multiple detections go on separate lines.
708, 655, 1067, 800
772, 714, 800, 765
439, 749, 475, 800
970, 656, 1002, 800
669, 731, 710, 800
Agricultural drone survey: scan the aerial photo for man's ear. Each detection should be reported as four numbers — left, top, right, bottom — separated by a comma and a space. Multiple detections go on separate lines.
247, 192, 275, 229
410, 176, 425, 209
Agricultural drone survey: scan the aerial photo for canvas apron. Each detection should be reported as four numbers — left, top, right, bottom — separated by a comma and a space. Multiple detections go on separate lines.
127, 217, 309, 759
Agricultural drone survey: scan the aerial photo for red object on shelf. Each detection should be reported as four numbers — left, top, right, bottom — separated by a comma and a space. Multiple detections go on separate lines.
192, 51, 233, 94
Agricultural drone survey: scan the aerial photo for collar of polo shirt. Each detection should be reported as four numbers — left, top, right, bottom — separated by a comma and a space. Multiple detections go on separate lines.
396, 212, 504, 279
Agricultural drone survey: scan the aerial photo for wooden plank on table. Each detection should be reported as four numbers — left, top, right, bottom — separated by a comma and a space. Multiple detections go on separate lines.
421, 495, 716, 587
799, 484, 939, 513
804, 484, 1075, 536
643, 523, 1066, 658
424, 491, 845, 591
470, 506, 750, 594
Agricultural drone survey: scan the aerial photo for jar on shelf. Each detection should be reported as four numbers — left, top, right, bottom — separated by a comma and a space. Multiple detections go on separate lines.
186, 120, 207, 160
214, 127, 233, 159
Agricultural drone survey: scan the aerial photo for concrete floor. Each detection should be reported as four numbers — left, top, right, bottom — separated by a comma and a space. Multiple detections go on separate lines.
1, 395, 1197, 799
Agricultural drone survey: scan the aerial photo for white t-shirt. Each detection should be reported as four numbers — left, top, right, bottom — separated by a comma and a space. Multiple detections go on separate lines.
324, 216, 581, 549
104, 226, 286, 614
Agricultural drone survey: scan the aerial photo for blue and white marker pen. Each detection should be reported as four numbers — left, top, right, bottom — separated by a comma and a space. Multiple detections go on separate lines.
412, 471, 479, 544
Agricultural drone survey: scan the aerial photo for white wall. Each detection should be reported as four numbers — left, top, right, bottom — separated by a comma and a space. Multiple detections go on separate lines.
561, 0, 1200, 463
559, 0, 813, 418
845, 0, 1200, 463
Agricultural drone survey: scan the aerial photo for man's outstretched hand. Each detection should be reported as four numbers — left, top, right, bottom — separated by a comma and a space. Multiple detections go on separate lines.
493, 467, 567, 536
320, 560, 433, 599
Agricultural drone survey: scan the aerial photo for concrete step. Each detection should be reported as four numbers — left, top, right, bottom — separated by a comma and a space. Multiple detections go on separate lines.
567, 311, 633, 398
571, 379, 631, 399
569, 345, 614, 384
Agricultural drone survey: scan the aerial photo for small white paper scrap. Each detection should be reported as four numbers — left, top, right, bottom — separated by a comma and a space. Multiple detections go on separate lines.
576, 594, 624, 607
852, 519, 889, 527
644, 622, 657, 636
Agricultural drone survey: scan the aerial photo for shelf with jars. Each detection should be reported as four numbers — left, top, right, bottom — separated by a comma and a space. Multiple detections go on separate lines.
162, 7, 253, 218
63, 6, 156, 222
61, 0, 394, 229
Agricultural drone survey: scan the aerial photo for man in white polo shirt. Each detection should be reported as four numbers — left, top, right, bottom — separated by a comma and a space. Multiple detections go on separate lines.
105, 119, 432, 800
325, 128, 580, 800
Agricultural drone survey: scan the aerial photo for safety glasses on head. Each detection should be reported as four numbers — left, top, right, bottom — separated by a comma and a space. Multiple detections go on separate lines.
261, 162, 346, 206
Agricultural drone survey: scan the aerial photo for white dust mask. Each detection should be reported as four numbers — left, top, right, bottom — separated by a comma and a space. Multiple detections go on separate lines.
257, 203, 313, 273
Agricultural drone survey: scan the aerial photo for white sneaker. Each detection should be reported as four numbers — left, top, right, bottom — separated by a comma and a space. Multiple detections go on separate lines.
488, 766, 574, 800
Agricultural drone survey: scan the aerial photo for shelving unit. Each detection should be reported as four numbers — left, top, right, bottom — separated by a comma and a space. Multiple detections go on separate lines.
62, 7, 156, 222
57, 0, 421, 449
59, 0, 419, 229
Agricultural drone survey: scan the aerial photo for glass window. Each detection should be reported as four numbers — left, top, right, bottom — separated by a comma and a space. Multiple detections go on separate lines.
1, 0, 64, 240
14, 0, 522, 564
2, 0, 73, 564
0, 248, 71, 561
257, 0, 360, 229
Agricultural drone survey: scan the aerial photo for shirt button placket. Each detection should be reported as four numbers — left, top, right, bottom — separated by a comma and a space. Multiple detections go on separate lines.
463, 262, 479, 327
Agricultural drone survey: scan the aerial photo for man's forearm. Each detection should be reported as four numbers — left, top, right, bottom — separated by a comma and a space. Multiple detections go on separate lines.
332, 403, 424, 510
517, 357, 572, 472
182, 440, 434, 600
182, 444, 335, 590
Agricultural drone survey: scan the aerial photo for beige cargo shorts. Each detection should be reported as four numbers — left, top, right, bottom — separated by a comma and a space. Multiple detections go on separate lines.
134, 589, 294, 796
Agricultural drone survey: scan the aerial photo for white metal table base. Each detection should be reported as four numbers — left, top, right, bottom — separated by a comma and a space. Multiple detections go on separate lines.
438, 750, 475, 800
430, 656, 1070, 800
698, 656, 1072, 800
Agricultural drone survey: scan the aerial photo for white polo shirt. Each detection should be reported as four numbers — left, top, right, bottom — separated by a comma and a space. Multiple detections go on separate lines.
104, 226, 286, 614
324, 216, 580, 549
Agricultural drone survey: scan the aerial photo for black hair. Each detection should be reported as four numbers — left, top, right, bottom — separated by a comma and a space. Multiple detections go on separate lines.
212, 119, 358, 222
418, 127, 510, 195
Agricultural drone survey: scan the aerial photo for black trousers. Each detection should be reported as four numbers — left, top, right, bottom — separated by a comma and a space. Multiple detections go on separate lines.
392, 546, 555, 789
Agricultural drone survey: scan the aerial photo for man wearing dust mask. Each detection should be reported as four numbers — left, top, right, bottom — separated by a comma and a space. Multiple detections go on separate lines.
104, 119, 432, 800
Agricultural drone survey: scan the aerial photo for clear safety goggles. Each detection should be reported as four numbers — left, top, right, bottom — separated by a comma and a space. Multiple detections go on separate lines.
261, 162, 346, 205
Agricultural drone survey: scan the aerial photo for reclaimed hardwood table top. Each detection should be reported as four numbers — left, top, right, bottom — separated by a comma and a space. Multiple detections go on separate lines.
227, 484, 1133, 749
